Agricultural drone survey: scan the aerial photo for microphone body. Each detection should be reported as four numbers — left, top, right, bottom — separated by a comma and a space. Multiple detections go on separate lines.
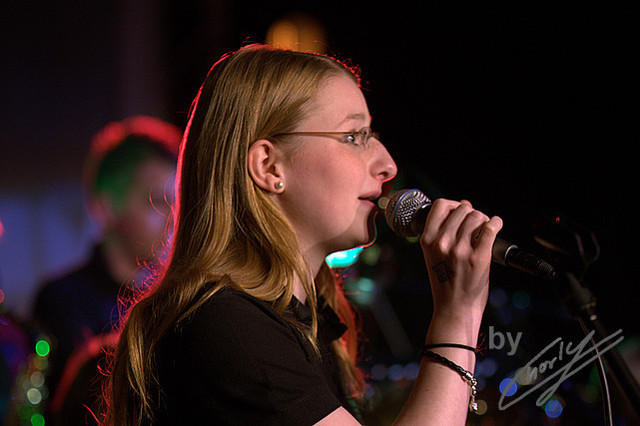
384, 189, 557, 280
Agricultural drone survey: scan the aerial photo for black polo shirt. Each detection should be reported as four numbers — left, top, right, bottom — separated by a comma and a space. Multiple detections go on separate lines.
154, 286, 358, 425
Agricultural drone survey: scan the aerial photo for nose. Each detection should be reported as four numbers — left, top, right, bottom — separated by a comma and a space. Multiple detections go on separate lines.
370, 138, 398, 183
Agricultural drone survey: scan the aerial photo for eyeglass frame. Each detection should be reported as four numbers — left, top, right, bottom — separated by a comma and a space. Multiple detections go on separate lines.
272, 127, 379, 147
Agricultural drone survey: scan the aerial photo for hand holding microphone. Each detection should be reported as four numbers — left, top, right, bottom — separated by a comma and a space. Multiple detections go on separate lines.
386, 192, 504, 317
383, 189, 557, 281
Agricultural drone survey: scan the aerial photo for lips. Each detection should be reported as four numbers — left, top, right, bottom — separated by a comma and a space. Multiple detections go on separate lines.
358, 190, 382, 203
359, 198, 377, 208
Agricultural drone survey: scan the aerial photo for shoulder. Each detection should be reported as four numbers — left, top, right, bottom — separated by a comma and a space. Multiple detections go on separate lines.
159, 286, 342, 424
194, 286, 281, 319
178, 287, 301, 356
33, 267, 87, 315
35, 249, 105, 304
183, 287, 287, 331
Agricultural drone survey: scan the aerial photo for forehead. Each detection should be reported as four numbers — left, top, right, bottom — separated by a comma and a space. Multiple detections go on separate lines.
302, 74, 371, 129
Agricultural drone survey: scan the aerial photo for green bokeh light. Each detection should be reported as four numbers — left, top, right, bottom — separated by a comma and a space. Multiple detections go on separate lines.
35, 340, 50, 357
346, 277, 377, 306
360, 244, 381, 266
30, 413, 45, 426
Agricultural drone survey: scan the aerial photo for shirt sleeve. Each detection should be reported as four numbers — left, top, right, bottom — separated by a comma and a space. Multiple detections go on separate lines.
173, 290, 342, 425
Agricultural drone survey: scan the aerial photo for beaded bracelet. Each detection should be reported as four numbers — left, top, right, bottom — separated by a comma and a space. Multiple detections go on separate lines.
423, 343, 478, 353
422, 350, 479, 413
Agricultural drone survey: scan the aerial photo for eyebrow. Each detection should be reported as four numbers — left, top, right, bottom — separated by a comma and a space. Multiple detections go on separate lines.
337, 113, 371, 127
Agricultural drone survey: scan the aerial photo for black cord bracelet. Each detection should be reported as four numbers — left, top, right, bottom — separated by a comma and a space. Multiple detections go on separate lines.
423, 350, 479, 413
423, 343, 478, 353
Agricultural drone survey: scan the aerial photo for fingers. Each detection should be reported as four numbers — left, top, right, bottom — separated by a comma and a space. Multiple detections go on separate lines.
420, 199, 502, 317
421, 198, 502, 254
422, 199, 468, 246
474, 215, 503, 251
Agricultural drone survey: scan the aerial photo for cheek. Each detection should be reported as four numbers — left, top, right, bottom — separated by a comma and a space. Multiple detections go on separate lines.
301, 148, 364, 184
283, 147, 368, 220
141, 208, 170, 234
315, 162, 366, 222
119, 203, 170, 242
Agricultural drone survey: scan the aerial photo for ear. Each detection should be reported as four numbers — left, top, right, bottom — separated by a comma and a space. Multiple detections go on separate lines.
247, 139, 286, 193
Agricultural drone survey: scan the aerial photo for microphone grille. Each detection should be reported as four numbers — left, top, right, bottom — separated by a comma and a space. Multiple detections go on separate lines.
384, 189, 431, 237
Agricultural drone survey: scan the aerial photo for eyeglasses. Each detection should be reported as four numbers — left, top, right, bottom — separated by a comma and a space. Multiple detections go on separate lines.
273, 127, 379, 147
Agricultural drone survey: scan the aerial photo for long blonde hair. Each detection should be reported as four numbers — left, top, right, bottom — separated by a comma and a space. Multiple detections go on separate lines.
104, 44, 365, 425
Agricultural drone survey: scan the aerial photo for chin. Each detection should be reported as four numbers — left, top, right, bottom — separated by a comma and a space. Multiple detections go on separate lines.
347, 211, 379, 250
365, 208, 380, 244
329, 210, 380, 253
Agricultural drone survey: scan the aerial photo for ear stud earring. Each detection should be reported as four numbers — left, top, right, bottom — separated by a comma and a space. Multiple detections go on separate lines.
275, 181, 284, 190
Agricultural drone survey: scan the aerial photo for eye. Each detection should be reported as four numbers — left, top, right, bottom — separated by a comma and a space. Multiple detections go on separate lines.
342, 133, 358, 144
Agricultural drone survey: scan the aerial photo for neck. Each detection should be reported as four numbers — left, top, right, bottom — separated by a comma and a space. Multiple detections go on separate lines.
292, 243, 328, 305
292, 275, 308, 304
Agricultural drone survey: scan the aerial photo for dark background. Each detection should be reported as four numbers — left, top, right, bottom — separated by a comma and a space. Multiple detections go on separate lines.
1, 1, 638, 425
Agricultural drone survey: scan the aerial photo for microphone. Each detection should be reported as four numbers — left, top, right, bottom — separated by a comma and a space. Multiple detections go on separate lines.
382, 189, 557, 281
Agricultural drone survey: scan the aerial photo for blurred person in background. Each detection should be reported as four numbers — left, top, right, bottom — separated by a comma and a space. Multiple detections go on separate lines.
31, 116, 181, 423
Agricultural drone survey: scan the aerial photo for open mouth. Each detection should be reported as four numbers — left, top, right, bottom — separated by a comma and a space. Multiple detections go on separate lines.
359, 194, 383, 208
359, 197, 377, 205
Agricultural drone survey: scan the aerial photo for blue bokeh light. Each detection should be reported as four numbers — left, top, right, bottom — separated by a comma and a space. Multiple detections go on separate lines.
499, 377, 518, 397
544, 399, 563, 418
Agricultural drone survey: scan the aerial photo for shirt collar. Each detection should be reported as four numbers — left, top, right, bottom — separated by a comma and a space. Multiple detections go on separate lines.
288, 296, 348, 342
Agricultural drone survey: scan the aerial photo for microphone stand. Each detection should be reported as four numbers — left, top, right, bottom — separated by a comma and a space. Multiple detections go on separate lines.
553, 270, 640, 420
534, 217, 640, 421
